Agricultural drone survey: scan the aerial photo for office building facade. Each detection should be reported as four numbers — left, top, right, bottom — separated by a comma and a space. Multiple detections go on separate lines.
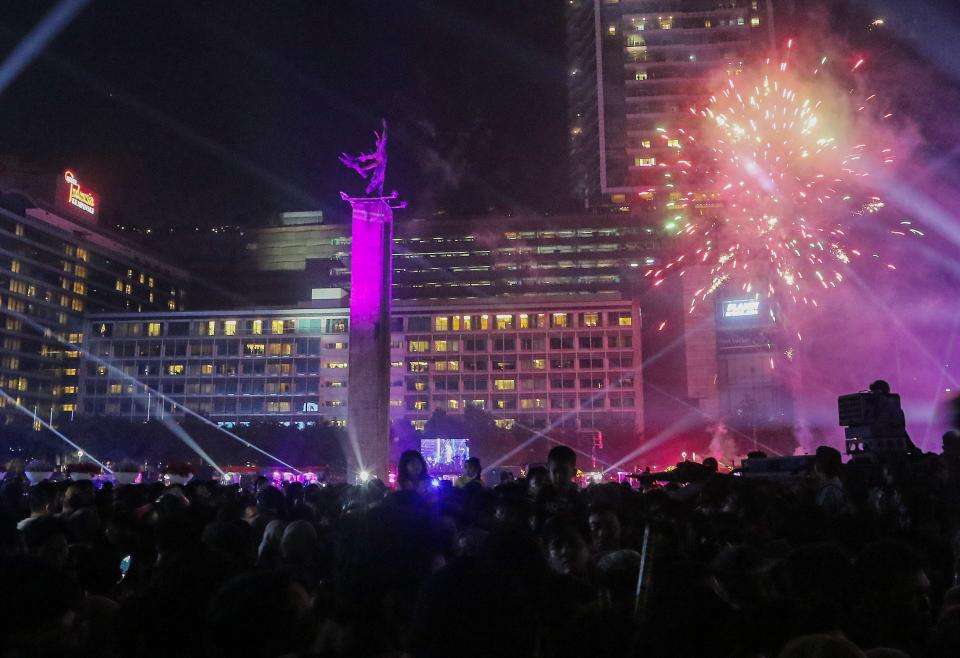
0, 201, 188, 421
78, 295, 643, 436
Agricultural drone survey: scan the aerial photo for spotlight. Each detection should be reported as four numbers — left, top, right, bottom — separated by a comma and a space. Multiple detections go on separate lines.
358, 470, 371, 483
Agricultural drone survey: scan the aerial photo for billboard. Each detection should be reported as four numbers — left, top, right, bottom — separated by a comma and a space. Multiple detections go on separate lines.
722, 299, 760, 318
57, 169, 97, 220
420, 438, 470, 473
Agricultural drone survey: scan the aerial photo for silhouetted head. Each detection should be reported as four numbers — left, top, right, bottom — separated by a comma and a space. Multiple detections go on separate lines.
815, 446, 843, 479
547, 446, 577, 488
463, 457, 481, 479
870, 380, 891, 395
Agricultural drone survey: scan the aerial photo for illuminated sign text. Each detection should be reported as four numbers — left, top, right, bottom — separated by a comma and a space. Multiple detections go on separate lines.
722, 299, 760, 318
63, 170, 97, 216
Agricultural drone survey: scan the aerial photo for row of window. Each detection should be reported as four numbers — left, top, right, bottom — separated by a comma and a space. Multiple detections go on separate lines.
404, 375, 635, 392
406, 394, 636, 412
407, 333, 633, 353
95, 318, 349, 338
406, 354, 634, 372
416, 310, 632, 332
87, 339, 346, 358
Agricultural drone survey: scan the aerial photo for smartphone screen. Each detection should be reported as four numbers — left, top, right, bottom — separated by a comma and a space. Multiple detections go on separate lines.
119, 554, 132, 579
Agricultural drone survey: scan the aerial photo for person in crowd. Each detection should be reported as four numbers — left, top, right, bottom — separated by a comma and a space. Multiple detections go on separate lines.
3, 424, 960, 658
397, 449, 431, 494
587, 503, 623, 554
454, 456, 483, 490
17, 480, 57, 531
814, 445, 851, 516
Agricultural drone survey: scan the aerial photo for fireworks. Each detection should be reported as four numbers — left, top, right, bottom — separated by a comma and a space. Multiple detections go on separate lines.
647, 46, 919, 313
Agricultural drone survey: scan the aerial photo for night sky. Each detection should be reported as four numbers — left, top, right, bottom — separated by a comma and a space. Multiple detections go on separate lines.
0, 1, 571, 227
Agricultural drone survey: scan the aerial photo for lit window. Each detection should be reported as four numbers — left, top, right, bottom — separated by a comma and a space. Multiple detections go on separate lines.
667, 138, 681, 148
271, 320, 284, 335
168, 300, 176, 310
201, 364, 214, 375
62, 404, 75, 412
751, 15, 760, 26
532, 358, 546, 369
495, 315, 514, 330
582, 312, 600, 327
326, 361, 347, 369
434, 316, 449, 331
480, 315, 489, 330
641, 139, 651, 148
168, 364, 185, 375
245, 343, 266, 356
148, 322, 161, 337
409, 340, 429, 353
390, 399, 403, 407
607, 24, 616, 35
207, 320, 216, 336
414, 382, 427, 392
635, 157, 656, 167
494, 419, 514, 429
737, 16, 745, 25
409, 360, 429, 373
446, 360, 459, 372
434, 340, 448, 352
64, 368, 77, 376
635, 71, 648, 81
551, 313, 569, 328
411, 419, 427, 430
660, 18, 672, 29
519, 314, 529, 329
138, 273, 145, 284
704, 19, 712, 28
619, 315, 633, 327
224, 320, 237, 336
10, 259, 20, 274
447, 399, 459, 410
110, 384, 122, 394
494, 379, 516, 391
252, 320, 263, 335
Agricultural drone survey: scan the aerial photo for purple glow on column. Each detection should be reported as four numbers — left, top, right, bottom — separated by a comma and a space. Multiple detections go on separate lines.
348, 200, 392, 325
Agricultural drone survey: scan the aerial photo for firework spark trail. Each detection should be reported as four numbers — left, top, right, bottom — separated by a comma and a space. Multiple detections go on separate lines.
648, 48, 921, 316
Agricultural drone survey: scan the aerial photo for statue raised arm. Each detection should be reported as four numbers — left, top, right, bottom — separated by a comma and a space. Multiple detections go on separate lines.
339, 119, 389, 197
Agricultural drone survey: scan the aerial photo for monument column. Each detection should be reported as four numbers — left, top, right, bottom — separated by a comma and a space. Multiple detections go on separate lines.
344, 196, 393, 481
339, 120, 403, 482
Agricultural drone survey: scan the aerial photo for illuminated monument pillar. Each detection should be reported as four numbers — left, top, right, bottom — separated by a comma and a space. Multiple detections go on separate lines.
340, 121, 403, 481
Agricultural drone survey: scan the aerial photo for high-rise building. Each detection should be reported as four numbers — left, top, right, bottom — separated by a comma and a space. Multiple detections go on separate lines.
566, 0, 777, 207
234, 212, 664, 305
0, 173, 188, 422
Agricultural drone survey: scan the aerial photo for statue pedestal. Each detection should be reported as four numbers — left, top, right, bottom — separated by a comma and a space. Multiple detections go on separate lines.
343, 195, 394, 482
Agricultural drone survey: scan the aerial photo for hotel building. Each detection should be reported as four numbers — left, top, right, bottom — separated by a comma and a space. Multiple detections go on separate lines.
0, 175, 188, 421
78, 295, 642, 436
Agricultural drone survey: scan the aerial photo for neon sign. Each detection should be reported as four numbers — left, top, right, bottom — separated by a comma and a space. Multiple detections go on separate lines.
722, 299, 760, 318
63, 170, 96, 216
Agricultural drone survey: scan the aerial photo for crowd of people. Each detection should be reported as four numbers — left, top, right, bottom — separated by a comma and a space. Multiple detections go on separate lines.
3, 436, 960, 657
